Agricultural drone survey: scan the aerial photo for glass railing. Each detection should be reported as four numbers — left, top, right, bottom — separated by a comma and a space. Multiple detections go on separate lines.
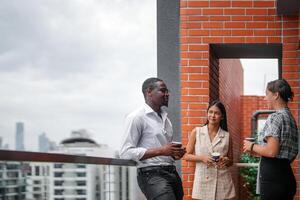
0, 149, 262, 200
0, 150, 146, 200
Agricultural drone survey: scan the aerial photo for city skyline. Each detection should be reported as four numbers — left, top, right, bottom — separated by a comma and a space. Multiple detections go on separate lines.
6, 122, 115, 152
0, 130, 144, 200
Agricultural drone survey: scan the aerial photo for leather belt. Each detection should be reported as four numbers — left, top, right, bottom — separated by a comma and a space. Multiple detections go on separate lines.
137, 165, 176, 174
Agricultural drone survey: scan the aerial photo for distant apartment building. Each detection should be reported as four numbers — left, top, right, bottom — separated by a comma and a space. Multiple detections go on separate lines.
15, 122, 25, 151
26, 163, 49, 200
0, 162, 27, 200
46, 130, 141, 200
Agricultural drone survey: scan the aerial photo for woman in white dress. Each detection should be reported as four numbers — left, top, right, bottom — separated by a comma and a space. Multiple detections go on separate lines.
184, 100, 235, 200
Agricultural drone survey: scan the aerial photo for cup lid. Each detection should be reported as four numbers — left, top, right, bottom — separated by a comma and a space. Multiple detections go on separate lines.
211, 152, 220, 156
172, 141, 182, 144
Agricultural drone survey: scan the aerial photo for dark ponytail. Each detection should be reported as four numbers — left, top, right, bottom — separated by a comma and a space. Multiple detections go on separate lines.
267, 79, 294, 102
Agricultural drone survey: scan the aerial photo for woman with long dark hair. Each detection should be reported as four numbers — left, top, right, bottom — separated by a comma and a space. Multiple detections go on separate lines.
243, 79, 298, 200
184, 100, 235, 200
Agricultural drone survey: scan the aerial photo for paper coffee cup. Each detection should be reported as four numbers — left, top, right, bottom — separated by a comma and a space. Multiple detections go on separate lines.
211, 152, 220, 162
245, 137, 255, 142
171, 141, 182, 147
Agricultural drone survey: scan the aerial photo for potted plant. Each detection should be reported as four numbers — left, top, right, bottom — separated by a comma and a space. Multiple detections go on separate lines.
240, 153, 260, 200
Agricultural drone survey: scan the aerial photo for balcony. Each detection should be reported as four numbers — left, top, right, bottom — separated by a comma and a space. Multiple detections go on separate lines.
0, 149, 260, 200
0, 150, 144, 200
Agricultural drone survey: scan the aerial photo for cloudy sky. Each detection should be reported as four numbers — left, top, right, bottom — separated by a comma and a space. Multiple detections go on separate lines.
0, 1, 278, 152
0, 0, 157, 151
241, 59, 278, 95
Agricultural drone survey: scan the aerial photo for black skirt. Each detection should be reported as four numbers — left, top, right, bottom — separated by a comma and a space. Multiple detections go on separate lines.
259, 156, 296, 200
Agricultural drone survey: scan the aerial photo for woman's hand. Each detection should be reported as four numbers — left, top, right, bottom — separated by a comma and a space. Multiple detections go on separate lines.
243, 140, 254, 153
217, 156, 230, 169
201, 155, 214, 167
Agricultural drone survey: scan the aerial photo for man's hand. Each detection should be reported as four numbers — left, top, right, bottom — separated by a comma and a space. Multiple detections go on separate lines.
173, 147, 186, 160
160, 143, 186, 159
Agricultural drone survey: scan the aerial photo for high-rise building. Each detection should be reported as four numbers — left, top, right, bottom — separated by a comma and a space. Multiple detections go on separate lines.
15, 122, 25, 150
39, 133, 50, 152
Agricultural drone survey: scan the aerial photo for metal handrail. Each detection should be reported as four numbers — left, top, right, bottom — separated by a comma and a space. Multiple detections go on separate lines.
251, 110, 275, 136
0, 150, 259, 168
235, 163, 259, 167
0, 150, 136, 166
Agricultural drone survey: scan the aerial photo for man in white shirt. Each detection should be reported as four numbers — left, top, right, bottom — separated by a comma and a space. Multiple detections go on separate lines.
119, 77, 185, 200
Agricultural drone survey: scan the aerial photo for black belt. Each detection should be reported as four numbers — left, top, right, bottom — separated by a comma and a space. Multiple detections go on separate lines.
137, 165, 176, 174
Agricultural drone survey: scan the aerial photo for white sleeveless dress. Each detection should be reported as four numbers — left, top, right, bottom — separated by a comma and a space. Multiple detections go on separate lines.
192, 125, 235, 200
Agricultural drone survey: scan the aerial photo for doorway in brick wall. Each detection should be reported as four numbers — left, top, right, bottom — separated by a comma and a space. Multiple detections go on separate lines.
209, 43, 281, 142
209, 43, 281, 199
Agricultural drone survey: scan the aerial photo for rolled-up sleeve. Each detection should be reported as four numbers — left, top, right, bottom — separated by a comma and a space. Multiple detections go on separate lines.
119, 115, 147, 162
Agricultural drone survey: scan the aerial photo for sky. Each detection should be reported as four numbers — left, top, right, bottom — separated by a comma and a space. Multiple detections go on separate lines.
0, 1, 278, 152
0, 0, 157, 151
241, 59, 278, 95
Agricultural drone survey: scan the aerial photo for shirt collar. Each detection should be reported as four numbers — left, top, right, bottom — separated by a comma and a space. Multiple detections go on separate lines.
144, 103, 168, 118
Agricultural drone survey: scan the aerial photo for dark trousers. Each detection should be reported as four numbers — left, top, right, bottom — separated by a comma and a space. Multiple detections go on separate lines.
137, 165, 183, 200
260, 157, 296, 200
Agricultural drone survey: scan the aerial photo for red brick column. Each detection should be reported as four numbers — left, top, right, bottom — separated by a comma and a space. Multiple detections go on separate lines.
180, 1, 299, 199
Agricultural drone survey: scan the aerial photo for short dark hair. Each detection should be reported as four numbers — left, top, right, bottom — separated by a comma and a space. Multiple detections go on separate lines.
142, 77, 163, 98
205, 100, 228, 131
267, 79, 294, 102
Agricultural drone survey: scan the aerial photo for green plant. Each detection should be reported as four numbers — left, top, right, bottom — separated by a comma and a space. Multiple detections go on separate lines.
240, 153, 260, 200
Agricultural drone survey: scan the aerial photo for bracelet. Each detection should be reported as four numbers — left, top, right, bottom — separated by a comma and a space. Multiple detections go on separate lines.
250, 143, 255, 152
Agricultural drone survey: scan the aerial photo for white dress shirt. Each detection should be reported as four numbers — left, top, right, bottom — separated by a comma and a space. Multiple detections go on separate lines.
119, 103, 175, 168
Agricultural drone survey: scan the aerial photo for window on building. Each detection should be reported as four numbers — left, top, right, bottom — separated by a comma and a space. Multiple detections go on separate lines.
54, 180, 64, 186
6, 164, 18, 170
76, 172, 86, 177
76, 181, 86, 186
35, 166, 40, 176
76, 189, 86, 195
54, 189, 64, 195
33, 187, 41, 191
54, 163, 63, 168
77, 164, 86, 169
54, 172, 63, 177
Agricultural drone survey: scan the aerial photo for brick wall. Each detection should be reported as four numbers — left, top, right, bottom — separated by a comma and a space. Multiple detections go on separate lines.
180, 0, 299, 199
241, 96, 268, 139
219, 59, 244, 198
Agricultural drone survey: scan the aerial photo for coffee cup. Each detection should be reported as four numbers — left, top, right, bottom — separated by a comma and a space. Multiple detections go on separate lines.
245, 137, 255, 142
171, 141, 182, 147
211, 152, 220, 162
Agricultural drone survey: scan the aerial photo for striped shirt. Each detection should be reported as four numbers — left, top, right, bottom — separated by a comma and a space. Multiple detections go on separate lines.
258, 107, 298, 161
